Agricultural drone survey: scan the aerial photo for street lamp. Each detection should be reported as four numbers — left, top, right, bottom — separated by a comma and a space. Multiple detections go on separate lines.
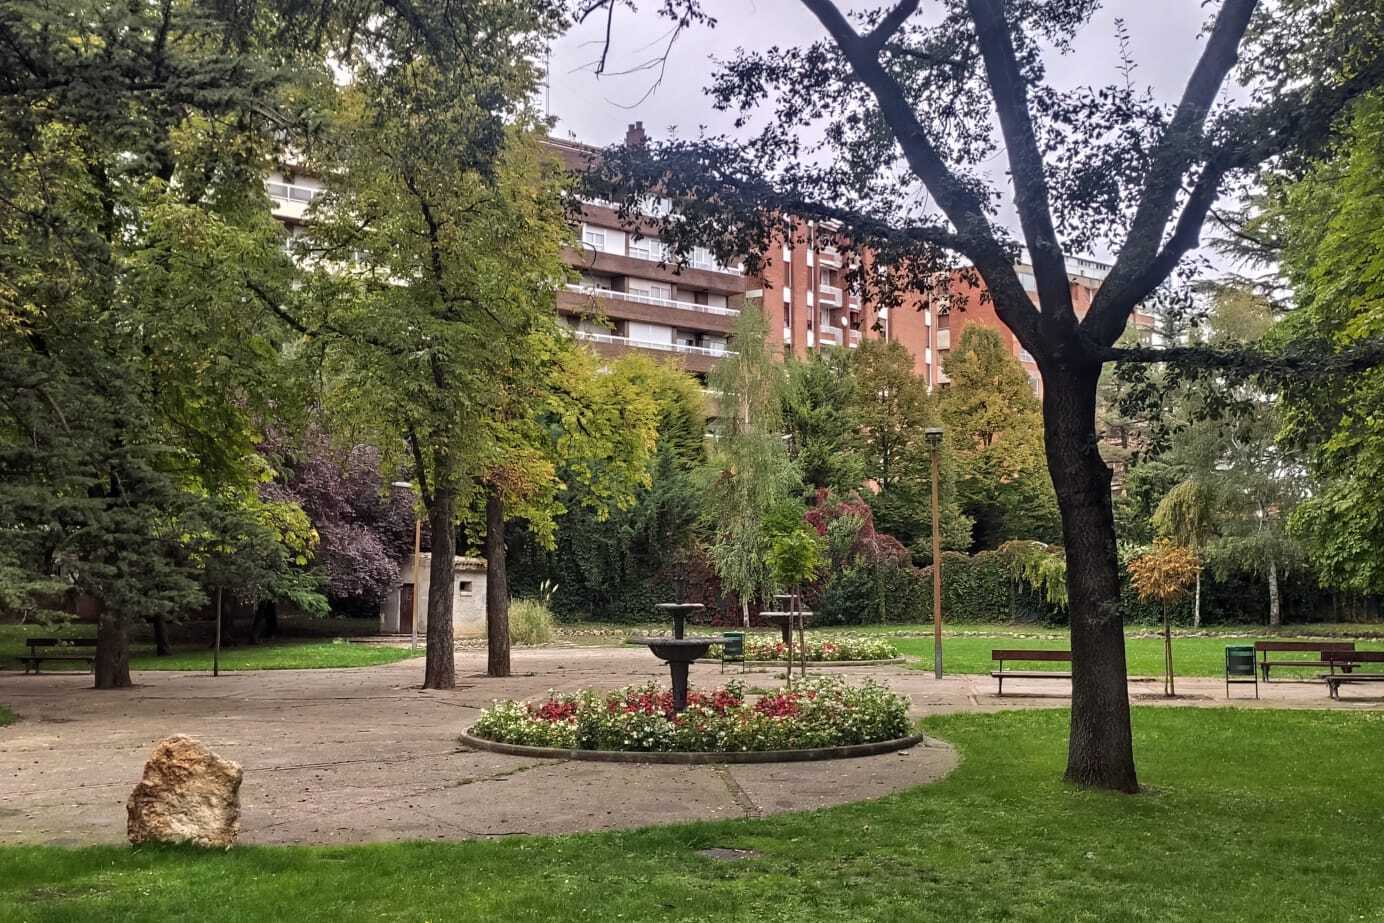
924, 427, 945, 679
391, 481, 421, 654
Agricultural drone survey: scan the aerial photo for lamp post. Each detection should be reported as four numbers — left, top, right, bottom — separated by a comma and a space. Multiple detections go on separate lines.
924, 427, 945, 679
391, 481, 421, 654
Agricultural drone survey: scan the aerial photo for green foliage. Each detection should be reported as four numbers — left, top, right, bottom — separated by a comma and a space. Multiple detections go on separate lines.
782, 351, 864, 494
816, 561, 929, 626
939, 328, 1059, 547
702, 305, 802, 608
1152, 480, 1218, 552
920, 551, 1014, 623
996, 541, 1069, 608
850, 339, 933, 491
1271, 93, 1384, 593
505, 599, 556, 646
767, 527, 825, 594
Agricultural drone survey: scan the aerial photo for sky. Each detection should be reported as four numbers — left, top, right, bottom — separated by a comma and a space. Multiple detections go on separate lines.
543, 1, 1231, 255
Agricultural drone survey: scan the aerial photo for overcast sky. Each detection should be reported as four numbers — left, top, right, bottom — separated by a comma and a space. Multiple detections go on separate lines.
544, 1, 1229, 256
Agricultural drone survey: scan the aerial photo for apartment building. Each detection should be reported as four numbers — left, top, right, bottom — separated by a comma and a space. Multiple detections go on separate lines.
547, 129, 749, 378
934, 254, 1158, 395
758, 219, 939, 384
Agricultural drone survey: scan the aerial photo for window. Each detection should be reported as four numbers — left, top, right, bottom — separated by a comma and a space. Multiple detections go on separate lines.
582, 225, 606, 250
628, 237, 662, 261
458, 580, 473, 595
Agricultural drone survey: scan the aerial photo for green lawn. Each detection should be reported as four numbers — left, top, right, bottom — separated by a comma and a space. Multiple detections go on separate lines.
0, 704, 14, 726
890, 629, 1384, 679
0, 707, 1380, 920
0, 625, 418, 673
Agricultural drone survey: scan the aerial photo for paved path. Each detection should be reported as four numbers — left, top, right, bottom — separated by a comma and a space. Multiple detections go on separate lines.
0, 646, 1377, 845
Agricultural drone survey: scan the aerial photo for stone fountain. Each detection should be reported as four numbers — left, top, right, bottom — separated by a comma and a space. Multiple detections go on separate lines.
633, 635, 723, 712
654, 602, 705, 640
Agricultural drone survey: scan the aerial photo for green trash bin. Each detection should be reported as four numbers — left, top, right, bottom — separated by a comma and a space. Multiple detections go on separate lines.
721, 631, 745, 674
1225, 645, 1258, 699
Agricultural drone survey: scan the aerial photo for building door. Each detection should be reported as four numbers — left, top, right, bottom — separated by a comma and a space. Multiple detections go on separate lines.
399, 584, 414, 635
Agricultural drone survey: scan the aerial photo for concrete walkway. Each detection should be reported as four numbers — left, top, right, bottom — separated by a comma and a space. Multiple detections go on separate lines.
0, 646, 1377, 846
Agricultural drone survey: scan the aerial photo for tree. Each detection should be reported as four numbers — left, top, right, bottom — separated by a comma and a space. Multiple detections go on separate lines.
582, 0, 1383, 790
291, 4, 567, 688
473, 345, 660, 676
1128, 541, 1200, 697
1152, 480, 1217, 629
701, 305, 803, 622
1265, 92, 1384, 595
851, 339, 932, 492
783, 351, 865, 494
939, 327, 1058, 547
0, 0, 325, 686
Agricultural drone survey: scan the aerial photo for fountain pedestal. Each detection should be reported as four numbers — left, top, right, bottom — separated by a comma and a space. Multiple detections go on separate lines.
633, 636, 722, 712
654, 602, 705, 640
758, 611, 813, 644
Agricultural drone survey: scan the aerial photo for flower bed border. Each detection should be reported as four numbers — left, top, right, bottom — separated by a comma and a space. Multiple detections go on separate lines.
459, 728, 928, 764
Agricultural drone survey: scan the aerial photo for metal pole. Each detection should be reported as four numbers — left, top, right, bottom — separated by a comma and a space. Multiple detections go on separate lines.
931, 443, 943, 680
410, 517, 421, 653
214, 587, 222, 678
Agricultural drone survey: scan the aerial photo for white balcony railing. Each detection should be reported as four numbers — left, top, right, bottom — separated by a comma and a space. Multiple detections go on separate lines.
819, 247, 841, 267
818, 283, 842, 306
571, 329, 734, 358
936, 328, 951, 350
564, 284, 740, 317
818, 327, 842, 346
847, 329, 862, 347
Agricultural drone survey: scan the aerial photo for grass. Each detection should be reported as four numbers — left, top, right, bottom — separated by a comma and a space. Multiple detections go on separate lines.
1, 707, 1381, 920
890, 629, 1384, 679
0, 624, 419, 673
0, 704, 13, 726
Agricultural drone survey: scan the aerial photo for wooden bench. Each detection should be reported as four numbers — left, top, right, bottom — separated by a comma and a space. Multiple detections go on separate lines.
992, 649, 1072, 695
1254, 640, 1356, 682
1322, 650, 1384, 700
18, 637, 98, 675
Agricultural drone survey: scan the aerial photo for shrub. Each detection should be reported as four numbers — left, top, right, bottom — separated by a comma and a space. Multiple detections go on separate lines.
508, 598, 555, 646
711, 634, 899, 662
817, 561, 929, 625
468, 676, 911, 753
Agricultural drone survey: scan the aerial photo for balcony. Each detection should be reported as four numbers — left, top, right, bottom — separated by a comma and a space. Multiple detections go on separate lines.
564, 284, 738, 317
936, 328, 951, 350
847, 329, 861, 348
570, 329, 734, 359
818, 327, 842, 346
819, 283, 842, 307
819, 247, 842, 268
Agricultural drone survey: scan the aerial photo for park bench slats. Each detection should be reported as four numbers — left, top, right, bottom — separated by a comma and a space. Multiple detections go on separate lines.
1321, 650, 1384, 699
19, 637, 99, 675
991, 649, 1072, 695
1253, 641, 1356, 681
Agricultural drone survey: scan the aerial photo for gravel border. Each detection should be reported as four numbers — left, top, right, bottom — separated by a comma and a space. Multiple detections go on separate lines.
459, 729, 928, 764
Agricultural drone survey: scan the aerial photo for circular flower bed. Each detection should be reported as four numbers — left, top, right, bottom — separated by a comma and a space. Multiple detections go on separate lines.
711, 634, 901, 662
468, 676, 912, 754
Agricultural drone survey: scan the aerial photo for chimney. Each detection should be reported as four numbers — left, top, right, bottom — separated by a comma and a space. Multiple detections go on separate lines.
624, 121, 647, 148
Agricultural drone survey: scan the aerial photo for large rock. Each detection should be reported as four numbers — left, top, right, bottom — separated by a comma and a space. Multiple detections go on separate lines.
127, 735, 243, 848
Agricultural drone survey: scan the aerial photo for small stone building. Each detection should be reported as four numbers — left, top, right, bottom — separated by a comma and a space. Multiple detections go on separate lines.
379, 554, 487, 638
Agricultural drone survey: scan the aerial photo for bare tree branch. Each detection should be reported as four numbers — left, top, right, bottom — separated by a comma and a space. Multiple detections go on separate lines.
796, 0, 1046, 355
863, 0, 921, 52
966, 0, 1075, 335
1089, 0, 1259, 341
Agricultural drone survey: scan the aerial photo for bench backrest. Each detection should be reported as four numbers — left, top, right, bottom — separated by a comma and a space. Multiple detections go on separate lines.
1324, 650, 1384, 664
992, 649, 1072, 663
1253, 641, 1355, 653
720, 632, 744, 659
1226, 646, 1256, 676
26, 637, 99, 650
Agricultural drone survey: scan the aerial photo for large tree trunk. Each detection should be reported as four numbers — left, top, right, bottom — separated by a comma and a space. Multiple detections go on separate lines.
485, 487, 511, 678
1267, 557, 1281, 627
94, 608, 131, 689
1042, 362, 1138, 794
422, 487, 457, 689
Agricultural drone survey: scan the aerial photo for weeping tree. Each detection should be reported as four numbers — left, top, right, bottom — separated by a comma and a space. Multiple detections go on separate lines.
579, 0, 1383, 791
1152, 480, 1218, 628
701, 305, 803, 623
